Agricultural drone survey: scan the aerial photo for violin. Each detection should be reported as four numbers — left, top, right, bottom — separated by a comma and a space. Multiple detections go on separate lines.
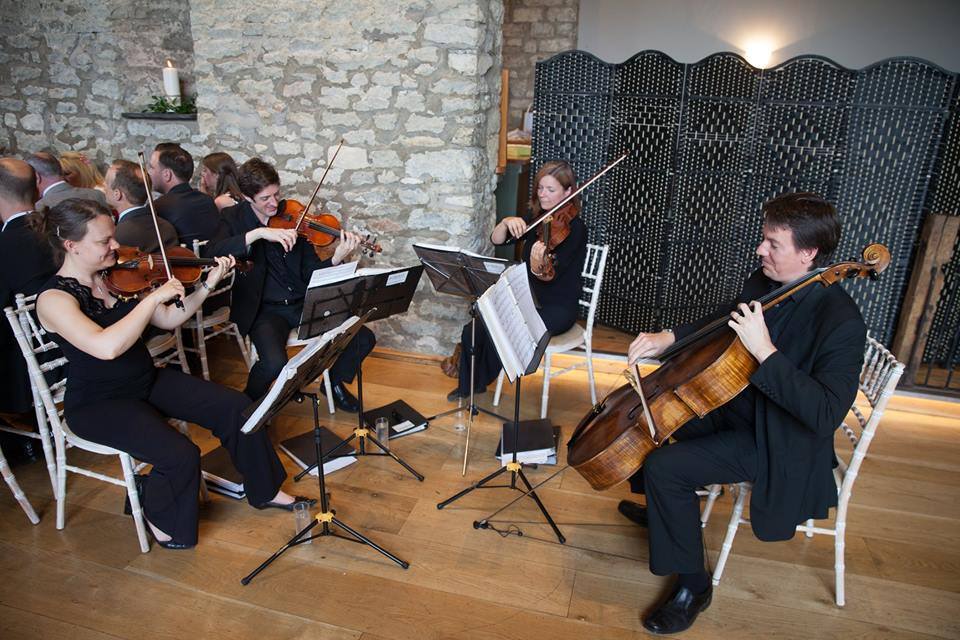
566, 244, 892, 491
535, 202, 578, 281
515, 152, 629, 281
101, 245, 247, 300
270, 198, 382, 260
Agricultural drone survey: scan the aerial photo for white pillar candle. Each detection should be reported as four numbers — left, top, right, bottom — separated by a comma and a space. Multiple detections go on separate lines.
162, 59, 180, 99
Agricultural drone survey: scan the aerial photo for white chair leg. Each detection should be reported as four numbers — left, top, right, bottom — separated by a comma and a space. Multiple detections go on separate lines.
804, 517, 814, 538
586, 343, 597, 405
174, 328, 191, 375
55, 430, 67, 530
323, 369, 335, 415
700, 484, 723, 527
835, 520, 846, 606
540, 352, 553, 419
492, 370, 505, 406
232, 326, 253, 370
195, 314, 210, 381
120, 455, 150, 553
30, 385, 59, 496
37, 418, 58, 498
0, 447, 39, 524
712, 483, 748, 586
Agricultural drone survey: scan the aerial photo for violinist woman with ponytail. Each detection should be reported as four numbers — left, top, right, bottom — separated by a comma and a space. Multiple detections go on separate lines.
448, 160, 588, 401
33, 199, 313, 550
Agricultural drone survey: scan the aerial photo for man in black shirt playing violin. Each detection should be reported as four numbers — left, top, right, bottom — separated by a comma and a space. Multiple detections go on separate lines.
621, 193, 866, 635
206, 157, 372, 411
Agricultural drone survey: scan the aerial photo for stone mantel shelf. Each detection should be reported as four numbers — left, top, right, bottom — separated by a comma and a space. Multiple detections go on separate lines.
121, 112, 197, 121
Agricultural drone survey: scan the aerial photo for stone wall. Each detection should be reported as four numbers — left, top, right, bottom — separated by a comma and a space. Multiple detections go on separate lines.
1, 0, 505, 356
502, 0, 578, 130
0, 0, 199, 166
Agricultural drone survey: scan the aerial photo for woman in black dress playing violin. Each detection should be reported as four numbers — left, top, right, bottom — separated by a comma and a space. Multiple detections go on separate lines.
449, 160, 588, 400
33, 198, 313, 550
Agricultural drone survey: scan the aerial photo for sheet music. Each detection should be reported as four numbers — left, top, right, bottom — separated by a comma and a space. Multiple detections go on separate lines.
477, 264, 548, 381
308, 261, 358, 288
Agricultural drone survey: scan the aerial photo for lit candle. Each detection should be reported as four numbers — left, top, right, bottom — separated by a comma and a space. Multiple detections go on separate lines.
162, 59, 181, 99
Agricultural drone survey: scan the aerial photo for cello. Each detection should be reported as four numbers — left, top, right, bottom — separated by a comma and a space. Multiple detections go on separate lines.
567, 243, 891, 491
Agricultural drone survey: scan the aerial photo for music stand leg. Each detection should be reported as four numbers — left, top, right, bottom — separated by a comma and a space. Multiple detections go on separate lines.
241, 393, 409, 585
436, 377, 565, 543
426, 307, 509, 476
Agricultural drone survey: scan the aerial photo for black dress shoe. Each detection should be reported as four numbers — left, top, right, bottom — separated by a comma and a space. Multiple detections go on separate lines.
254, 495, 317, 512
642, 581, 713, 635
617, 499, 648, 528
329, 383, 359, 413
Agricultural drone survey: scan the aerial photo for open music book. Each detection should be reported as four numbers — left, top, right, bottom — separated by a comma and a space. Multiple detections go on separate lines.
476, 263, 550, 382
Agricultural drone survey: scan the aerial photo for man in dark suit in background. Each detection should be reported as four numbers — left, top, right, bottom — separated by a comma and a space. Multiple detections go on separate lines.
206, 158, 373, 411
105, 159, 178, 253
28, 152, 107, 211
147, 143, 220, 247
621, 193, 867, 635
0, 158, 56, 413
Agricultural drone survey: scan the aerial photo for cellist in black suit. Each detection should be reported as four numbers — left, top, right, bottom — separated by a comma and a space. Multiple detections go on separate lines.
620, 192, 867, 635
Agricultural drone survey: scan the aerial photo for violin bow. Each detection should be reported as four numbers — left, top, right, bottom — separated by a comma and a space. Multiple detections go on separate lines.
136, 151, 184, 310
517, 150, 630, 240
295, 138, 345, 230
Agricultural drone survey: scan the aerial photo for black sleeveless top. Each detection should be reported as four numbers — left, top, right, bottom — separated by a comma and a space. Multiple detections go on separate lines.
41, 276, 156, 410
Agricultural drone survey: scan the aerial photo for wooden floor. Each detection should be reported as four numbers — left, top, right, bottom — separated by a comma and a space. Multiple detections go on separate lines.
2, 339, 960, 640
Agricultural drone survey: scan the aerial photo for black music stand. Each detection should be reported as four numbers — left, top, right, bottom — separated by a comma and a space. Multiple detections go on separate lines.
413, 243, 514, 474
293, 265, 425, 482
240, 314, 408, 586
434, 264, 565, 544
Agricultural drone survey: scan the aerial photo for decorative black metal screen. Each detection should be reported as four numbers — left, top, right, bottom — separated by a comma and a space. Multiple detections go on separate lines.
532, 51, 959, 348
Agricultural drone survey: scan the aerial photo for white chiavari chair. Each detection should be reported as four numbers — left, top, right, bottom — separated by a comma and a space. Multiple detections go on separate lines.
493, 243, 609, 418
700, 336, 905, 606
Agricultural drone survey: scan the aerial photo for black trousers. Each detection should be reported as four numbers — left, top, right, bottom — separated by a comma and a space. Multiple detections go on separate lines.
66, 368, 286, 545
245, 302, 376, 402
456, 304, 576, 395
637, 410, 759, 576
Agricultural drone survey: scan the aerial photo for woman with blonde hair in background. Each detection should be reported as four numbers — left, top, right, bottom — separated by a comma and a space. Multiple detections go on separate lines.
60, 151, 106, 194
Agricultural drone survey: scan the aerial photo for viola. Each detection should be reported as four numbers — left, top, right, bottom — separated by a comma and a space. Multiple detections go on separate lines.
270, 198, 382, 259
566, 244, 892, 491
535, 202, 578, 281
101, 245, 247, 300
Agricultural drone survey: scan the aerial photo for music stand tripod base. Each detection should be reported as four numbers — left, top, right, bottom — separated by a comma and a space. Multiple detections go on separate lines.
435, 376, 565, 545
238, 316, 409, 585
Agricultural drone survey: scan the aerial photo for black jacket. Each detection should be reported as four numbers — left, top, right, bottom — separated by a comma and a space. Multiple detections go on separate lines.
205, 201, 331, 336
0, 214, 56, 412
115, 206, 179, 253
676, 269, 867, 541
154, 183, 221, 246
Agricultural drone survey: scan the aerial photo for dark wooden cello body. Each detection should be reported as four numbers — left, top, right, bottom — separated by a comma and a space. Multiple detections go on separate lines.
567, 244, 891, 491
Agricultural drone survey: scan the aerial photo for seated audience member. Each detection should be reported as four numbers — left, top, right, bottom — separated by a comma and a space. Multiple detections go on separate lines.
28, 151, 107, 210
60, 151, 106, 194
0, 158, 56, 413
200, 152, 244, 211
147, 143, 220, 246
105, 160, 178, 253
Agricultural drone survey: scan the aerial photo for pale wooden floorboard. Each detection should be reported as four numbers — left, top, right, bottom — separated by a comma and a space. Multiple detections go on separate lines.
1, 338, 958, 639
